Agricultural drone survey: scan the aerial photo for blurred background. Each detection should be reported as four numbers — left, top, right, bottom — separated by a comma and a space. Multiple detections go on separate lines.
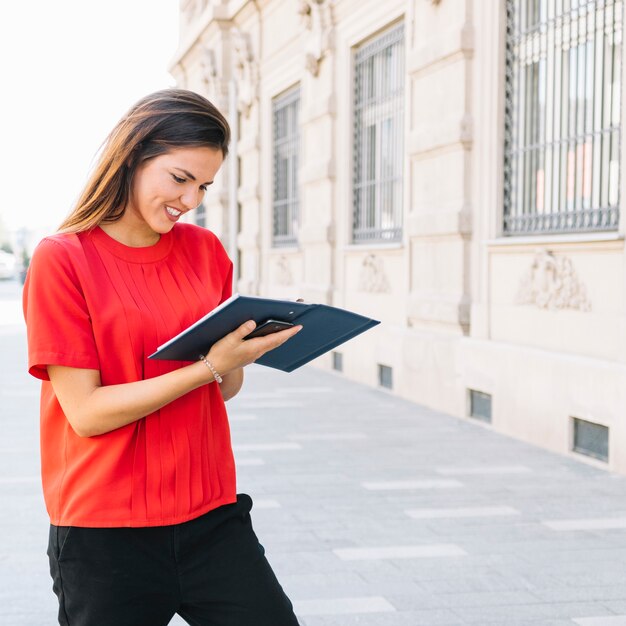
0, 0, 179, 267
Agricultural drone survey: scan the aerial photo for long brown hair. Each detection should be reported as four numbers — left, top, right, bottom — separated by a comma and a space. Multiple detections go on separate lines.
58, 89, 231, 233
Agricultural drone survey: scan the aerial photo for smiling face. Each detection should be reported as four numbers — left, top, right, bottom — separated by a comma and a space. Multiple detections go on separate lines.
101, 146, 224, 246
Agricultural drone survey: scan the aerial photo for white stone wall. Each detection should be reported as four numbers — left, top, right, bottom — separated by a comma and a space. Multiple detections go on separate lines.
171, 0, 626, 474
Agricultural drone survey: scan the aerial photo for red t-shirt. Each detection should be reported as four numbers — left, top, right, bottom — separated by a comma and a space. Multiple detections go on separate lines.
23, 224, 237, 527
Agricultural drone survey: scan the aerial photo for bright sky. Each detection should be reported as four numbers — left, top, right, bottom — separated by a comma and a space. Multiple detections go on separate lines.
0, 0, 180, 235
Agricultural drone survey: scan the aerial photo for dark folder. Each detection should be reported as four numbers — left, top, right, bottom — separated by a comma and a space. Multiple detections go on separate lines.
148, 294, 380, 372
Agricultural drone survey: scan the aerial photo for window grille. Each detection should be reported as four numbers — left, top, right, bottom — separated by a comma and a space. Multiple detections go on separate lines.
469, 389, 493, 424
504, 0, 623, 235
378, 364, 393, 389
353, 23, 405, 243
572, 416, 609, 461
272, 87, 300, 247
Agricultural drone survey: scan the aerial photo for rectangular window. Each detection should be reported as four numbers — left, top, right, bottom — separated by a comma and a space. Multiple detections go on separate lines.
272, 87, 300, 247
504, 0, 622, 235
332, 352, 343, 372
353, 23, 405, 243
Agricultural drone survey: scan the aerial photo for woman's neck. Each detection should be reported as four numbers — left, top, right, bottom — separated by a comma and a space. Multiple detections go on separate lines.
99, 220, 161, 248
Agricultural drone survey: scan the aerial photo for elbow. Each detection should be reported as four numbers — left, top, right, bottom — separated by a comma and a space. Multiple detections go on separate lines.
61, 391, 106, 438
71, 422, 97, 438
67, 413, 101, 438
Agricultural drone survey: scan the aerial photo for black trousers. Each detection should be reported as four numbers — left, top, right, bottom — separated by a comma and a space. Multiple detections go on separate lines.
48, 494, 300, 626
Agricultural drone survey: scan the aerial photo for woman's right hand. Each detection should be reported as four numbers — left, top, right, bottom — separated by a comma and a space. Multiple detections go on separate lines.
205, 320, 303, 377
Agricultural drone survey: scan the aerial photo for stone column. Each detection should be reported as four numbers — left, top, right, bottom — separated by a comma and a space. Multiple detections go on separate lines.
170, 6, 232, 239
407, 0, 473, 335
297, 0, 336, 304
231, 9, 262, 294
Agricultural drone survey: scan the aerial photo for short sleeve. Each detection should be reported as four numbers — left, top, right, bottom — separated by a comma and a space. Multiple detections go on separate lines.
23, 237, 100, 381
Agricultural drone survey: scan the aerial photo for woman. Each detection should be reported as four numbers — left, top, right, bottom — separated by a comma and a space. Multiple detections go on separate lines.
23, 88, 302, 626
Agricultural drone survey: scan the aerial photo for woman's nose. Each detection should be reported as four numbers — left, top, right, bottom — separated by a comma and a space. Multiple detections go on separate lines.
180, 188, 201, 210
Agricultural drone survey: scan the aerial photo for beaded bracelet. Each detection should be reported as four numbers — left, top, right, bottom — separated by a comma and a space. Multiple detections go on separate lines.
198, 354, 223, 383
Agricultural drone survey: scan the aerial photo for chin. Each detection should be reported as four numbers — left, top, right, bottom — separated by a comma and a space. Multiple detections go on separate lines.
153, 221, 178, 233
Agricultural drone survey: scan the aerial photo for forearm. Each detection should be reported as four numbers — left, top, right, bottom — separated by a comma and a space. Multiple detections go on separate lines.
50, 361, 214, 438
81, 366, 242, 435
49, 320, 302, 439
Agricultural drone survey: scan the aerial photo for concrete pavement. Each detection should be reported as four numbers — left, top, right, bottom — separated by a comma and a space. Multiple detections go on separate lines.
2, 278, 626, 625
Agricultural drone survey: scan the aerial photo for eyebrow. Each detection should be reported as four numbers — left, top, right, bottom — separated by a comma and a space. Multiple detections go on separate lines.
173, 167, 213, 186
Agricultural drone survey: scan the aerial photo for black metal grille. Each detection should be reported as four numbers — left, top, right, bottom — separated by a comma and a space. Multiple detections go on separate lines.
272, 87, 300, 247
353, 23, 405, 243
504, 0, 623, 235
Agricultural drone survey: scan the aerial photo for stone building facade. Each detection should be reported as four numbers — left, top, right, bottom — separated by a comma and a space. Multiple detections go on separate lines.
170, 0, 626, 473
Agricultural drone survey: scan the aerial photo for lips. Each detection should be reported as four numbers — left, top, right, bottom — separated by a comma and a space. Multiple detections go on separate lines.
165, 206, 183, 222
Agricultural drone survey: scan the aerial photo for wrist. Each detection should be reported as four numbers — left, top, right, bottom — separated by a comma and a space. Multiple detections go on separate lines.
198, 354, 223, 383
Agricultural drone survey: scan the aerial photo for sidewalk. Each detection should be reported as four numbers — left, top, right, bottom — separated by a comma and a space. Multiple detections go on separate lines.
3, 279, 626, 625
224, 365, 626, 626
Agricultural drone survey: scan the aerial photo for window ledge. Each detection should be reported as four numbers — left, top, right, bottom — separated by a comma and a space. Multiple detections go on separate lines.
270, 245, 300, 253
486, 232, 624, 247
343, 242, 405, 252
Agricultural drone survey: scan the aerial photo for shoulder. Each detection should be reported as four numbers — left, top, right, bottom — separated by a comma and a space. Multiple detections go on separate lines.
24, 233, 87, 317
31, 232, 81, 264
173, 222, 221, 246
29, 232, 90, 286
173, 223, 230, 259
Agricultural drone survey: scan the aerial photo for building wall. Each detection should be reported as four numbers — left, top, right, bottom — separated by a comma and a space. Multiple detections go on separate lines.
171, 0, 626, 474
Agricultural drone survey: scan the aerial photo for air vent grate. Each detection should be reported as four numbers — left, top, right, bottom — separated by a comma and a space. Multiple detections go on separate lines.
378, 364, 393, 389
469, 389, 492, 424
572, 417, 608, 462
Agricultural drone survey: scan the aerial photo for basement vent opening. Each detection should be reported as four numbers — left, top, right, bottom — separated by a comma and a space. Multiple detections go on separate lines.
469, 389, 492, 424
378, 364, 393, 390
572, 417, 608, 463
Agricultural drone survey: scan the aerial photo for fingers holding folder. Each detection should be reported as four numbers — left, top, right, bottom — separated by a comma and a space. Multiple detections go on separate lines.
206, 319, 304, 374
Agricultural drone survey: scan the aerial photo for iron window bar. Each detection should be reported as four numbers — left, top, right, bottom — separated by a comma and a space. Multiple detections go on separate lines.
272, 87, 301, 247
504, 0, 623, 236
353, 22, 405, 243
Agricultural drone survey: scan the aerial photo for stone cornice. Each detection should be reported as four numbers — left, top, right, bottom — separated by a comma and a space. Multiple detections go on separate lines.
169, 3, 233, 70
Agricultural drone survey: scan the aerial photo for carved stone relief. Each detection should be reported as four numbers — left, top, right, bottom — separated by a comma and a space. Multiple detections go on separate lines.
297, 0, 334, 77
200, 48, 220, 100
232, 29, 259, 117
460, 113, 473, 146
515, 250, 591, 312
358, 254, 390, 293
275, 256, 294, 286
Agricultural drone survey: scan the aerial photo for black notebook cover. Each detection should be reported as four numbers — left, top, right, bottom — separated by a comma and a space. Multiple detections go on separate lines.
149, 294, 380, 372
